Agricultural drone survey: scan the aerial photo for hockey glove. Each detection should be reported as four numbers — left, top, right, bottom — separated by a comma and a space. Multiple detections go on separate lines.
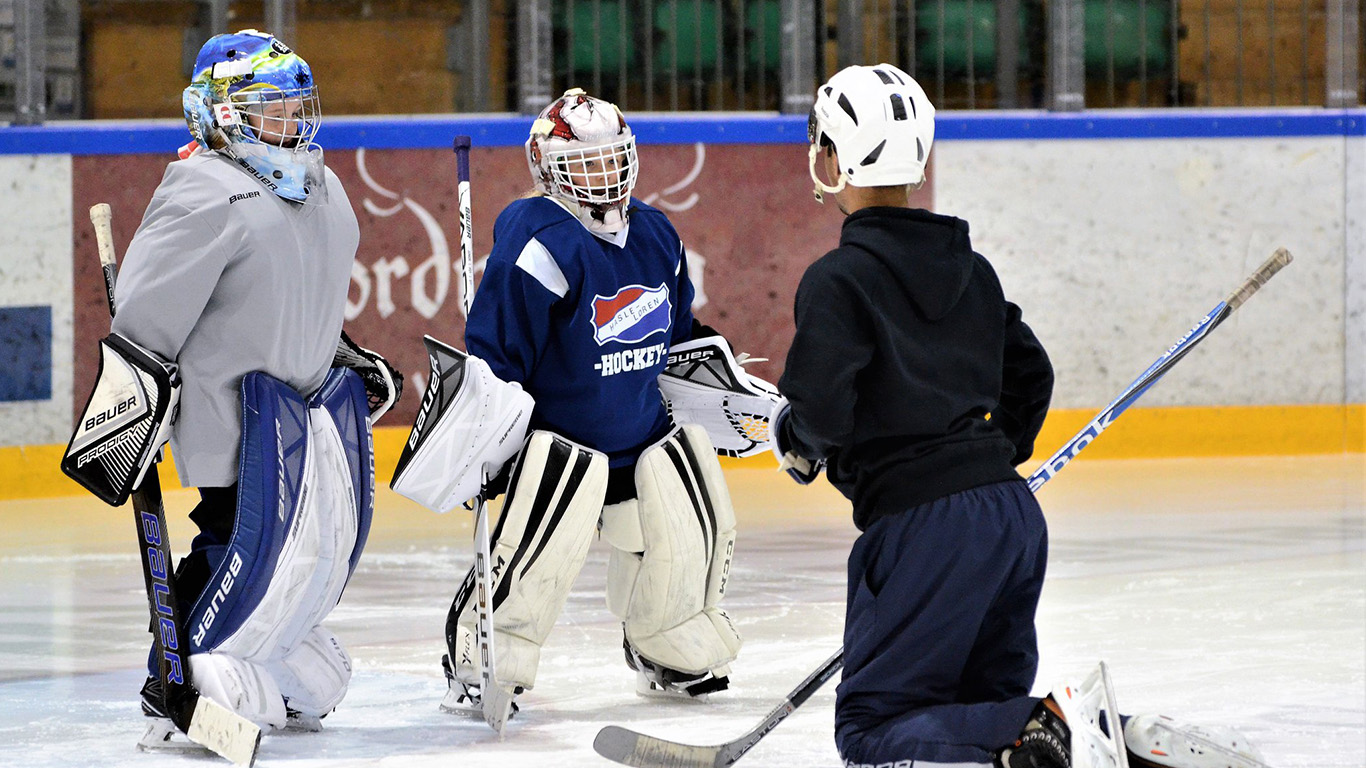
769, 398, 824, 485
333, 330, 404, 424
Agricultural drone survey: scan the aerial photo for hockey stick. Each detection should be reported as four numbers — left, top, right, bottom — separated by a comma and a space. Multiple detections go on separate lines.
90, 204, 262, 767
451, 136, 515, 735
1025, 247, 1292, 491
592, 248, 1294, 768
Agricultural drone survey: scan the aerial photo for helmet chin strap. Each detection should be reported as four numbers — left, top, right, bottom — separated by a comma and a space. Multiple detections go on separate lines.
808, 144, 846, 204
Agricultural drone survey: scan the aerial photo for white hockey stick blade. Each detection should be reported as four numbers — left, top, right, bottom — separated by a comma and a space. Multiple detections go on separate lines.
185, 695, 262, 767
482, 684, 516, 736
1124, 714, 1272, 768
1053, 661, 1129, 768
595, 724, 733, 768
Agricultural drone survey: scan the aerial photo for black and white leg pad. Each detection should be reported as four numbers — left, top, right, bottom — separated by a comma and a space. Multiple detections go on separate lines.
600, 424, 742, 693
184, 369, 373, 728
447, 431, 608, 691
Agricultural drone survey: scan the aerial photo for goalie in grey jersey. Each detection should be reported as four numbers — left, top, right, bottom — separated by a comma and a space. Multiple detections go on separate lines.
72, 29, 401, 747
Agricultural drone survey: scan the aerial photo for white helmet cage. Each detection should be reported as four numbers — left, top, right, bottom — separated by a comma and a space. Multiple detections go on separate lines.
525, 88, 639, 233
807, 63, 936, 202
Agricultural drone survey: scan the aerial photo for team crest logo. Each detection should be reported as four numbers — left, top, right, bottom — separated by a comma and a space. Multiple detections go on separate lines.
591, 284, 672, 345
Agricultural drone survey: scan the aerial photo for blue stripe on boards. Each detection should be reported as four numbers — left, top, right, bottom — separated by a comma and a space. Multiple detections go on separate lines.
1, 109, 1361, 155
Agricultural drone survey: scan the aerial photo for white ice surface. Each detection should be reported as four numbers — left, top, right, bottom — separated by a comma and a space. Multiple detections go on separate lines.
1, 456, 1362, 767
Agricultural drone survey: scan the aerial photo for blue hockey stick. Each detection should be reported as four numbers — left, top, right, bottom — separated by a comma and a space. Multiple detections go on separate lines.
593, 248, 1293, 768
1027, 247, 1292, 491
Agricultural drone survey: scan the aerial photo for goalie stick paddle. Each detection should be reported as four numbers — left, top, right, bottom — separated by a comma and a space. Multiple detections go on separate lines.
451, 135, 515, 735
592, 248, 1293, 768
89, 204, 262, 767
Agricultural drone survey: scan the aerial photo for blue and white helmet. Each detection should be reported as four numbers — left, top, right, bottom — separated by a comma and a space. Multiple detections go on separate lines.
182, 29, 326, 203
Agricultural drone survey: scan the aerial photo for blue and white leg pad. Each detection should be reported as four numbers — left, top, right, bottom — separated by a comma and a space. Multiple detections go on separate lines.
183, 368, 373, 728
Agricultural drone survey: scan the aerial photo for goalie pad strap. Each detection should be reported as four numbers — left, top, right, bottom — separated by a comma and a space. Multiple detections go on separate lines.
390, 336, 534, 513
448, 431, 608, 689
62, 333, 181, 506
183, 369, 370, 721
604, 424, 741, 674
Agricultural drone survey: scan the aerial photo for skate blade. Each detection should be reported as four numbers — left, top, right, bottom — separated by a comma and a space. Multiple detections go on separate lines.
137, 718, 203, 753
438, 686, 485, 717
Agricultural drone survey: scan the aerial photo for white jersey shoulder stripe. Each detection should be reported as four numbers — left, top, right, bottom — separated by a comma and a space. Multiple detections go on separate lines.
515, 236, 570, 298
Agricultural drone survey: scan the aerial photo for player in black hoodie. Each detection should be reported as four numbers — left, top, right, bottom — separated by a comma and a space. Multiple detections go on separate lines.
771, 63, 1062, 768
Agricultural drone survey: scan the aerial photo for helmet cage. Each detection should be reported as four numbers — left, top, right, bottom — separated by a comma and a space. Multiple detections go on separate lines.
543, 136, 638, 209
226, 84, 321, 152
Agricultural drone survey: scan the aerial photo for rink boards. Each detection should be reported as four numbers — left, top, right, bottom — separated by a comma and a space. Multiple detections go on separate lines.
0, 110, 1362, 499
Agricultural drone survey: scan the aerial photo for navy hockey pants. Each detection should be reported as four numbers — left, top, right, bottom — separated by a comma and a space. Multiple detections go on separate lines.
836, 480, 1048, 767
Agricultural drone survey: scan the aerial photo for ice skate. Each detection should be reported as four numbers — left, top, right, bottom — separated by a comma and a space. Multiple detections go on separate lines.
998, 695, 1073, 768
625, 639, 730, 700
1124, 714, 1270, 768
437, 654, 519, 719
1051, 662, 1128, 768
135, 676, 200, 753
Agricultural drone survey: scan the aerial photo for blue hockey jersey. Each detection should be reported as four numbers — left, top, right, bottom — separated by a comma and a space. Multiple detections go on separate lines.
466, 196, 696, 467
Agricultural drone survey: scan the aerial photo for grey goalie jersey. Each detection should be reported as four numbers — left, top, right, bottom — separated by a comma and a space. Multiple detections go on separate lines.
111, 151, 359, 488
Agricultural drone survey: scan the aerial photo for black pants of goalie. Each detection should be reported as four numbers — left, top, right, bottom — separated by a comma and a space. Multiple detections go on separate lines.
141, 485, 236, 697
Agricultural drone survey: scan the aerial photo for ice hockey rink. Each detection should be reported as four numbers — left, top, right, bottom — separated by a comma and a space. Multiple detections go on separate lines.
1, 454, 1362, 768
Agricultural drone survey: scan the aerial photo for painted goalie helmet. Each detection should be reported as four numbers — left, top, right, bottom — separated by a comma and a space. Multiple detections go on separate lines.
807, 63, 936, 203
525, 88, 639, 234
182, 29, 326, 203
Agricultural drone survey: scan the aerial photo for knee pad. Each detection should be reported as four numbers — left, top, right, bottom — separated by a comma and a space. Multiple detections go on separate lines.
447, 430, 608, 690
600, 424, 741, 676
184, 369, 372, 717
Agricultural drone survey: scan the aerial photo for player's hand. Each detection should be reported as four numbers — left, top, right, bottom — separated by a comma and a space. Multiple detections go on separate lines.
769, 399, 824, 485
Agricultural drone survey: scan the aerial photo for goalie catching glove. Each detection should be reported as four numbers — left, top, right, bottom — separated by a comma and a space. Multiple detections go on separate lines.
332, 330, 403, 424
62, 333, 181, 506
658, 335, 781, 458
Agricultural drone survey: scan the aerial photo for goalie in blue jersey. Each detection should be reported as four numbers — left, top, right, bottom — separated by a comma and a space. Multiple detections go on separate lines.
434, 89, 779, 712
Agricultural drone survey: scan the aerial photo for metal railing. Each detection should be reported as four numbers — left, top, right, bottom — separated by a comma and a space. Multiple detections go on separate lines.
6, 0, 1362, 125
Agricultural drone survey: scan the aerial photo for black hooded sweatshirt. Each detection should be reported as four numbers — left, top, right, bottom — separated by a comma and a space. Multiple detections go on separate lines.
778, 206, 1054, 532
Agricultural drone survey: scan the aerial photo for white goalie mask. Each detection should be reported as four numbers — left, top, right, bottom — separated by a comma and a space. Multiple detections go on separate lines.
808, 63, 936, 203
525, 88, 639, 234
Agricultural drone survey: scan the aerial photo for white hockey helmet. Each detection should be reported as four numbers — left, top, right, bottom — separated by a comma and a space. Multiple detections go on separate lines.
525, 88, 639, 234
807, 63, 936, 202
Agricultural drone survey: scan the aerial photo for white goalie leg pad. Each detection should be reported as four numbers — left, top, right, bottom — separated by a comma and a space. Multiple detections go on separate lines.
451, 431, 609, 690
602, 424, 741, 676
1123, 714, 1269, 768
267, 625, 353, 718
188, 652, 288, 730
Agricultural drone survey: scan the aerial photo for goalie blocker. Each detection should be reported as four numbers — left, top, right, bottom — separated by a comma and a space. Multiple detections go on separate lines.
63, 333, 181, 506
390, 335, 534, 513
